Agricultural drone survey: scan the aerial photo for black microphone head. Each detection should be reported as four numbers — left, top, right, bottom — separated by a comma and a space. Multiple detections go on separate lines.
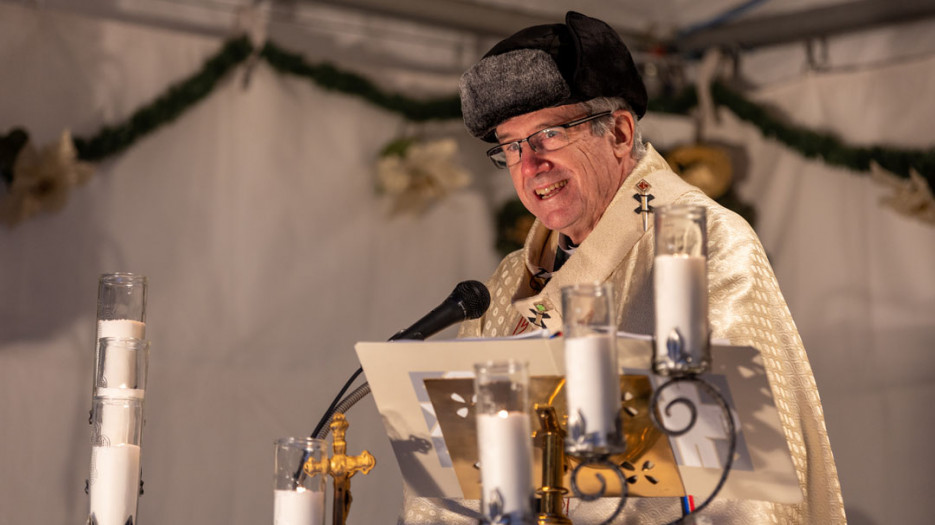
451, 280, 490, 320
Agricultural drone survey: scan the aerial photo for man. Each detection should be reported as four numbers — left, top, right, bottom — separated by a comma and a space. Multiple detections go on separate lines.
431, 10, 842, 525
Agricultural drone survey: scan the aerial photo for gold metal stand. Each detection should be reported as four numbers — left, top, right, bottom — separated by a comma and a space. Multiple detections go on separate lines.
533, 405, 572, 525
330, 413, 376, 525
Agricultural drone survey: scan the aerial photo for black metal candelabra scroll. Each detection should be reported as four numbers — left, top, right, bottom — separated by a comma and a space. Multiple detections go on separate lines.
649, 376, 736, 523
568, 455, 629, 525
563, 374, 737, 525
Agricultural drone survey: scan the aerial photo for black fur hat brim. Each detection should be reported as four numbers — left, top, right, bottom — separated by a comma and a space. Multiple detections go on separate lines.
459, 11, 647, 142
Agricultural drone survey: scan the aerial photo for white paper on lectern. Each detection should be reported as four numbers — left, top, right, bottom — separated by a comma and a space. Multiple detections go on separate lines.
355, 337, 801, 504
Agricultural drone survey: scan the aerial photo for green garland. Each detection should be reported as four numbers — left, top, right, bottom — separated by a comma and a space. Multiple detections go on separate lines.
648, 87, 699, 116
74, 37, 253, 161
709, 83, 935, 187
260, 43, 462, 121
1, 35, 931, 194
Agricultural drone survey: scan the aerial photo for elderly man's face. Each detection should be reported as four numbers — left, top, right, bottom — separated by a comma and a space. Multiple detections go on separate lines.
495, 104, 634, 244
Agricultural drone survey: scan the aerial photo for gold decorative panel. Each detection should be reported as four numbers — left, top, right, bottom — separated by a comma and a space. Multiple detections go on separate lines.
423, 375, 685, 499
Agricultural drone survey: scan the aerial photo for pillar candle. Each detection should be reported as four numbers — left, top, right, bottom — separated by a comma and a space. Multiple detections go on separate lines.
653, 253, 708, 368
476, 410, 532, 516
564, 334, 619, 438
89, 444, 141, 525
274, 488, 325, 525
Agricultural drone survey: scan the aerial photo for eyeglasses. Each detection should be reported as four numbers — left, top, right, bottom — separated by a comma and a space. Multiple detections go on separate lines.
486, 111, 613, 169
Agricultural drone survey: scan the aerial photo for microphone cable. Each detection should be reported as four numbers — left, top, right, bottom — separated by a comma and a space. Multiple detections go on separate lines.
301, 280, 489, 477
310, 365, 364, 439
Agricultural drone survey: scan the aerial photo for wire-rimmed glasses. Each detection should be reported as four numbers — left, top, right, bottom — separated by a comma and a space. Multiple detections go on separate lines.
486, 111, 612, 169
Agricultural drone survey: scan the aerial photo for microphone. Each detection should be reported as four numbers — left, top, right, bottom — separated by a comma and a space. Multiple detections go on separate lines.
309, 280, 490, 440
388, 280, 490, 341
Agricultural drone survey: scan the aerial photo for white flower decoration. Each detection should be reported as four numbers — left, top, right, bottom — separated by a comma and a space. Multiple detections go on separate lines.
0, 130, 94, 226
869, 161, 935, 224
376, 137, 471, 215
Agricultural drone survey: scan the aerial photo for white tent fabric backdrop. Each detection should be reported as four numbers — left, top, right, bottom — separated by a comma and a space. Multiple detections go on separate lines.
0, 5, 499, 524
1, 4, 934, 525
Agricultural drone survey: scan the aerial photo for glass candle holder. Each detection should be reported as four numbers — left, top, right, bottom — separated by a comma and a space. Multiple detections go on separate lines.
653, 204, 711, 376
96, 273, 147, 340
562, 283, 624, 457
88, 396, 143, 525
94, 337, 150, 400
274, 437, 327, 525
474, 360, 534, 523
93, 273, 148, 405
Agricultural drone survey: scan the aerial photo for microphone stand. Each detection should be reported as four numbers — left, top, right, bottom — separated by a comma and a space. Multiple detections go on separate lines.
311, 366, 365, 439
310, 320, 431, 440
311, 321, 438, 439
310, 337, 412, 440
296, 336, 420, 482
315, 381, 373, 439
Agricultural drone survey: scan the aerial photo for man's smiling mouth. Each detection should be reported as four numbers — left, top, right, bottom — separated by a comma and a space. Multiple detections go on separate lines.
535, 180, 567, 199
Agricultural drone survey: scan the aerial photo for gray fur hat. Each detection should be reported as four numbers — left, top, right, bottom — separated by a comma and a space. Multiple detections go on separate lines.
459, 11, 647, 142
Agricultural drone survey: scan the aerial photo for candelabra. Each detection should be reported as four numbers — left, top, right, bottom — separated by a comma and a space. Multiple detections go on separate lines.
537, 373, 737, 525
516, 203, 736, 524
535, 203, 736, 524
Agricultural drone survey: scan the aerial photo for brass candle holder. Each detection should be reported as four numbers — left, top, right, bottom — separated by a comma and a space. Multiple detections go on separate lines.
533, 405, 572, 525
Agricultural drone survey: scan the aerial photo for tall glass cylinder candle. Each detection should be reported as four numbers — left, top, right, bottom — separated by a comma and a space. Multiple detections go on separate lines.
653, 204, 710, 376
274, 437, 327, 525
88, 396, 143, 525
474, 360, 533, 523
562, 283, 624, 457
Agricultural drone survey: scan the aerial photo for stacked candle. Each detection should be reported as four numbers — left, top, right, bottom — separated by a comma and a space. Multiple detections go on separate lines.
473, 360, 533, 522
561, 283, 624, 457
89, 397, 143, 525
273, 438, 327, 525
653, 205, 711, 376
89, 273, 149, 525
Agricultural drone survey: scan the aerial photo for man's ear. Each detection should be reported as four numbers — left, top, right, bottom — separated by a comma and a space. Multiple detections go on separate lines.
610, 110, 635, 159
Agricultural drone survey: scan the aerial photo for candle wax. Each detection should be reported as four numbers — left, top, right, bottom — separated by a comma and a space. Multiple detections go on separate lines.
97, 319, 146, 340
274, 488, 325, 525
89, 444, 141, 525
564, 335, 619, 437
476, 411, 532, 517
653, 254, 708, 364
